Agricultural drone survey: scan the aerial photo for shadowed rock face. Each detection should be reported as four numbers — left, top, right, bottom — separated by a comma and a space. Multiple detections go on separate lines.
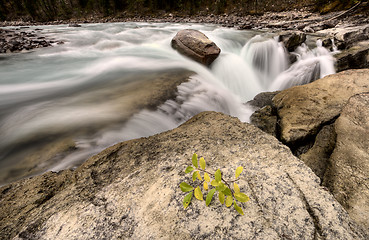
0, 112, 367, 239
171, 29, 220, 66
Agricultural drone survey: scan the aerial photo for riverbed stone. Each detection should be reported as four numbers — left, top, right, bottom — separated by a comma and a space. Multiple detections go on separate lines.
323, 93, 369, 231
272, 69, 369, 144
171, 29, 220, 66
0, 112, 367, 239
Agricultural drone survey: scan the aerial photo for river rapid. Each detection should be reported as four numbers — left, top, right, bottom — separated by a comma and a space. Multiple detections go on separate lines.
0, 22, 336, 185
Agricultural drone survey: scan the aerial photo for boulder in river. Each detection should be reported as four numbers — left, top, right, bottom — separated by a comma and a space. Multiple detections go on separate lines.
0, 112, 367, 239
171, 29, 220, 66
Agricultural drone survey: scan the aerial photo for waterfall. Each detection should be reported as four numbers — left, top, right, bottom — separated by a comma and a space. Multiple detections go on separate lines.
269, 40, 335, 91
240, 35, 289, 88
0, 23, 336, 184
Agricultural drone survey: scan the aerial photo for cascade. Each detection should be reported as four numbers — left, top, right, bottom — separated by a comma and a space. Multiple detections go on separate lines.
240, 35, 289, 88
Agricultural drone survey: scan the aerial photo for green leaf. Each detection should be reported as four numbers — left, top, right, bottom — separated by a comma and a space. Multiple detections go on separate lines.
185, 166, 194, 173
219, 191, 225, 204
211, 180, 220, 187
225, 195, 233, 207
206, 189, 216, 206
204, 172, 210, 182
215, 182, 226, 192
199, 157, 206, 170
215, 169, 222, 182
192, 171, 198, 182
235, 166, 243, 178
192, 153, 198, 168
234, 182, 240, 194
194, 186, 203, 201
222, 187, 232, 196
203, 181, 209, 191
234, 200, 244, 215
180, 182, 194, 192
183, 192, 193, 209
234, 192, 250, 203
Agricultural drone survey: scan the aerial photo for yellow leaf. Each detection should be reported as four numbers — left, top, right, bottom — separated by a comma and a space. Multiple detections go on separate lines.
234, 182, 240, 194
197, 171, 202, 181
235, 166, 243, 178
203, 182, 209, 191
194, 186, 203, 201
204, 172, 210, 182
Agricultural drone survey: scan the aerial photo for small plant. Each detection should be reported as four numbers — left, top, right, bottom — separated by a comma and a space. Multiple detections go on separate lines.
180, 153, 249, 215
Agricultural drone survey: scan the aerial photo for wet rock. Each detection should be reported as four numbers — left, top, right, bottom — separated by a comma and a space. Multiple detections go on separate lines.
278, 31, 307, 52
171, 29, 221, 66
0, 112, 367, 239
334, 41, 369, 72
247, 91, 280, 109
273, 69, 369, 144
323, 93, 369, 231
68, 23, 82, 27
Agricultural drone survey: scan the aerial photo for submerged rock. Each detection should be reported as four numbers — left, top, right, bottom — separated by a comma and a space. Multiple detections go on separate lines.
0, 112, 367, 239
324, 93, 369, 231
171, 29, 220, 66
68, 23, 81, 27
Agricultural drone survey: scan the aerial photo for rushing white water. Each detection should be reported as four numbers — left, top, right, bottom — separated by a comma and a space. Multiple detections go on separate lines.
0, 22, 336, 183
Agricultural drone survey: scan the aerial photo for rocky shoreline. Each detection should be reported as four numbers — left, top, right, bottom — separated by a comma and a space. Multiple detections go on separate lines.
1, 9, 368, 56
0, 27, 63, 53
1, 9, 369, 30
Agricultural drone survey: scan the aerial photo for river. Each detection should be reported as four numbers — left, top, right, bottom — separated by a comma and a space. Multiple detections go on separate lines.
0, 22, 335, 185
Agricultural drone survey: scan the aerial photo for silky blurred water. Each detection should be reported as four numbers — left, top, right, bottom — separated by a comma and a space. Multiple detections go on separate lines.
0, 22, 335, 184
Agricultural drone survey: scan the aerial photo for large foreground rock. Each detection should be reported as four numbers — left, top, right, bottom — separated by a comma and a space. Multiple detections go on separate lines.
273, 69, 369, 144
171, 29, 220, 66
0, 112, 367, 239
324, 93, 369, 230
